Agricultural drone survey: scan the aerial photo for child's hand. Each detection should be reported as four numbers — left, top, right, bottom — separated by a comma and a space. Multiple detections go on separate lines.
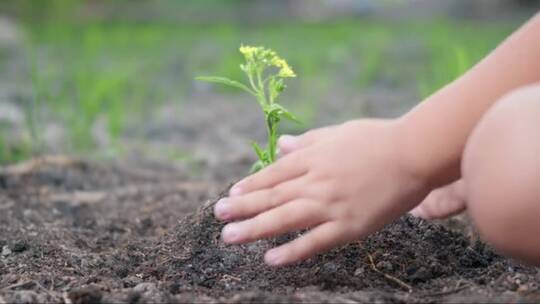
214, 119, 431, 266
410, 180, 466, 220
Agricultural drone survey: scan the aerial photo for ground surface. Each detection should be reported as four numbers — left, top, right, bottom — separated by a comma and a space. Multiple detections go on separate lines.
1, 158, 539, 304
2, 6, 540, 303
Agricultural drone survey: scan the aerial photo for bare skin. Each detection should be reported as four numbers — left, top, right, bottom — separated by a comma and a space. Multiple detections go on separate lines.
283, 134, 468, 221
462, 85, 540, 265
410, 180, 466, 220
214, 13, 540, 266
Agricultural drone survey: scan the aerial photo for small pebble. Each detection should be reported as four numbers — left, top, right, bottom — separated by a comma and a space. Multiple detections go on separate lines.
1, 245, 11, 256
322, 262, 339, 274
11, 241, 29, 253
123, 276, 143, 288
11, 290, 39, 303
354, 268, 365, 276
376, 261, 393, 272
133, 282, 158, 295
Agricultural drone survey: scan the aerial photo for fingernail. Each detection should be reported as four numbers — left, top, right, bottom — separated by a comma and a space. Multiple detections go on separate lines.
409, 208, 425, 219
229, 183, 243, 197
278, 135, 298, 150
265, 249, 285, 266
222, 224, 243, 243
214, 198, 231, 220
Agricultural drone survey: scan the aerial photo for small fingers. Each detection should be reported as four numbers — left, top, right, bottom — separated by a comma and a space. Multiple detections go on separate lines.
410, 190, 443, 220
278, 125, 337, 155
410, 186, 466, 220
418, 180, 467, 220
230, 151, 309, 196
409, 204, 429, 219
214, 178, 306, 221
221, 198, 326, 244
264, 221, 352, 266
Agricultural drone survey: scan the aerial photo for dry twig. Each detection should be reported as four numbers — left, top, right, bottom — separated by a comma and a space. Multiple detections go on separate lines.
367, 254, 412, 293
0, 155, 80, 176
1, 281, 36, 291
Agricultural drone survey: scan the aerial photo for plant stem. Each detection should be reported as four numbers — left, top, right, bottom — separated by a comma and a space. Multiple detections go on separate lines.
266, 117, 277, 163
257, 70, 264, 97
250, 69, 276, 165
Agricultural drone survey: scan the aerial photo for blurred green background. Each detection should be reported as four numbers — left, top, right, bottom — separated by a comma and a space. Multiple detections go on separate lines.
0, 0, 538, 169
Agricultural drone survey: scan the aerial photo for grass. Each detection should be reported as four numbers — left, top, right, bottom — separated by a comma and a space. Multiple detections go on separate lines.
0, 17, 516, 164
0, 124, 33, 164
416, 19, 512, 98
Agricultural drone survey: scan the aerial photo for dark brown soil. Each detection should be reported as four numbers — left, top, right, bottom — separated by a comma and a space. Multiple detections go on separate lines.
1, 159, 540, 303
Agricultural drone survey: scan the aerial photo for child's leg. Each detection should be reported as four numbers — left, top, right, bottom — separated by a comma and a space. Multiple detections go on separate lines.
462, 83, 540, 265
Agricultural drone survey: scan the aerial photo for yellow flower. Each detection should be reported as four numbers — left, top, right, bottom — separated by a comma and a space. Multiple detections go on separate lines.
240, 45, 296, 77
279, 64, 296, 78
239, 45, 259, 61
271, 57, 284, 68
272, 57, 296, 78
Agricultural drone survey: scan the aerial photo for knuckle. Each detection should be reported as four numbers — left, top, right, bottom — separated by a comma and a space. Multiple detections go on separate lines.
233, 200, 249, 215
323, 182, 341, 201
302, 129, 317, 139
286, 151, 307, 167
308, 167, 334, 182
303, 179, 339, 202
267, 163, 282, 176
242, 192, 269, 215
261, 163, 281, 180
290, 240, 309, 260
310, 187, 333, 202
292, 247, 308, 262
241, 177, 256, 190
332, 205, 357, 223
245, 219, 263, 240
267, 187, 283, 206
344, 221, 363, 236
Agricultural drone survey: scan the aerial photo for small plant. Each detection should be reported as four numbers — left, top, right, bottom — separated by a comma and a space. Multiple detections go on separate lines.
197, 45, 298, 172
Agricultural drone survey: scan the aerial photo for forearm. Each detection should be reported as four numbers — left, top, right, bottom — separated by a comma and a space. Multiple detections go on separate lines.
397, 13, 540, 188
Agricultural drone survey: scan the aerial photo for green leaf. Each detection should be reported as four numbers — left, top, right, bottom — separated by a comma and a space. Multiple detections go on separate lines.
267, 104, 301, 124
249, 160, 265, 173
268, 77, 285, 102
196, 76, 255, 95
250, 142, 271, 173
251, 142, 268, 162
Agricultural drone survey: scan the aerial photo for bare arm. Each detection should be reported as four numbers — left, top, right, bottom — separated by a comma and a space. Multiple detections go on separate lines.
398, 13, 540, 187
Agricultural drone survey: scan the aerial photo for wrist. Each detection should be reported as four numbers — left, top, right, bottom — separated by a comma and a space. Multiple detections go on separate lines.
391, 116, 460, 191
389, 118, 439, 192
377, 119, 434, 209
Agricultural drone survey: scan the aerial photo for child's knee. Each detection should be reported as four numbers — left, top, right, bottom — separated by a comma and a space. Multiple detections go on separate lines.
462, 84, 540, 265
489, 83, 540, 114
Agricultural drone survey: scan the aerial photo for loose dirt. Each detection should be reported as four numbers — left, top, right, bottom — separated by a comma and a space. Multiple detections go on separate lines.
0, 158, 539, 303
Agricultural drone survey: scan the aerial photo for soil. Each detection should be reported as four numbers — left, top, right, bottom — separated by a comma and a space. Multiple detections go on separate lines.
1, 159, 540, 303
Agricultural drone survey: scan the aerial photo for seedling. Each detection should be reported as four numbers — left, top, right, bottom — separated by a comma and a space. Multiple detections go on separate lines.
197, 45, 298, 172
